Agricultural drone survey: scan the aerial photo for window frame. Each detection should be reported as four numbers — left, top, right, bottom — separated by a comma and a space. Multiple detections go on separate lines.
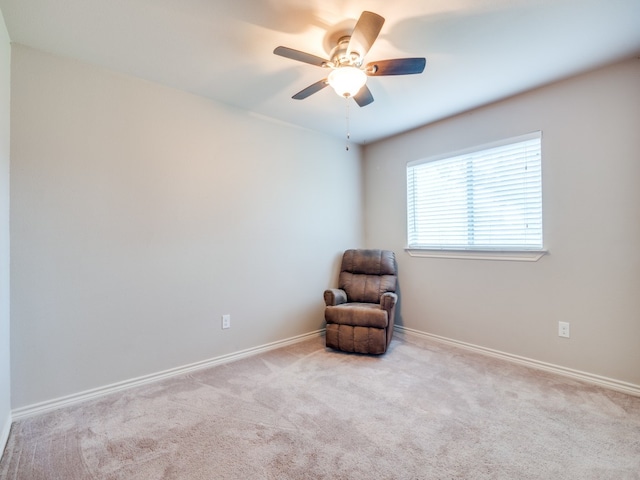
406, 132, 547, 262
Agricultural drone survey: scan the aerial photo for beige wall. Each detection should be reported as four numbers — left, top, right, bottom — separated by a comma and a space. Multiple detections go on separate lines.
10, 45, 363, 408
364, 58, 640, 387
7, 42, 640, 411
0, 8, 11, 445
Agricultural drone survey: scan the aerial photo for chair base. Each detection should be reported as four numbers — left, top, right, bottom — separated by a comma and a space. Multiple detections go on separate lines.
326, 324, 388, 354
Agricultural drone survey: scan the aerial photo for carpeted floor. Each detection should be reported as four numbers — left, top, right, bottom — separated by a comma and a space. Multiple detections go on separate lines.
1, 333, 639, 479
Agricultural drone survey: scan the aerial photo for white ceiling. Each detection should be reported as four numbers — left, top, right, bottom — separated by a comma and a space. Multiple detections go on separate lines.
1, 0, 639, 144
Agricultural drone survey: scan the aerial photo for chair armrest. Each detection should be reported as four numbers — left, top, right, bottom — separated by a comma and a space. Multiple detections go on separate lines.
324, 289, 347, 306
380, 292, 398, 311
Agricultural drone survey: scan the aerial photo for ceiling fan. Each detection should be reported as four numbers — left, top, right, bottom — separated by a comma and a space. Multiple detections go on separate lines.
273, 11, 426, 107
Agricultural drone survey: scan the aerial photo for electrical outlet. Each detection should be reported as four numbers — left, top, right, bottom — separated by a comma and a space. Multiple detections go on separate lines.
222, 314, 231, 330
558, 321, 570, 338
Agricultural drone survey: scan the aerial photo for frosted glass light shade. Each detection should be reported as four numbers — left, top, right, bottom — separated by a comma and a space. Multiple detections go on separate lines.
328, 67, 367, 98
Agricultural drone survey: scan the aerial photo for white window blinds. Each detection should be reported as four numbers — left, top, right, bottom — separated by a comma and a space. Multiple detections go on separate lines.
407, 132, 543, 251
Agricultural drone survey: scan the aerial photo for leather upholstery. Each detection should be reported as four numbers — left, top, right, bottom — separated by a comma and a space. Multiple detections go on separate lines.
324, 249, 398, 354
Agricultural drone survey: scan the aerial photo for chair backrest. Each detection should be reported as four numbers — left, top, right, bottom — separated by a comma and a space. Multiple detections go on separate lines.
339, 249, 397, 303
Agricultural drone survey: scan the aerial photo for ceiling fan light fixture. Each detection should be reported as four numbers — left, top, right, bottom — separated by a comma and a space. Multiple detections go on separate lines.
274, 11, 426, 106
328, 67, 367, 98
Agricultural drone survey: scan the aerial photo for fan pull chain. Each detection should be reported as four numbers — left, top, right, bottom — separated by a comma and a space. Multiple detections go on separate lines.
345, 97, 351, 151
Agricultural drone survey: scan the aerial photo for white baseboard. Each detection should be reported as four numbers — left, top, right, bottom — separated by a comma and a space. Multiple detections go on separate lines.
12, 329, 325, 421
15, 325, 636, 422
395, 326, 640, 397
1, 411, 11, 458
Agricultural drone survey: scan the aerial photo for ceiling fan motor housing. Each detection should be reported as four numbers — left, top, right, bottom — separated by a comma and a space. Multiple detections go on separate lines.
329, 36, 362, 68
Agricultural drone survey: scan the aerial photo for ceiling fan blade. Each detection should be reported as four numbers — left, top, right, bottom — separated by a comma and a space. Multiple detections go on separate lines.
273, 46, 328, 67
353, 85, 374, 107
292, 79, 329, 100
347, 11, 385, 59
366, 58, 427, 76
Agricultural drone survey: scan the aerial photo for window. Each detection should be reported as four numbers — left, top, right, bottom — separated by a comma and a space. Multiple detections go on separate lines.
407, 132, 543, 259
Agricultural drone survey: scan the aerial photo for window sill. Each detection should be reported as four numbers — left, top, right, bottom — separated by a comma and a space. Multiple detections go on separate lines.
405, 248, 548, 262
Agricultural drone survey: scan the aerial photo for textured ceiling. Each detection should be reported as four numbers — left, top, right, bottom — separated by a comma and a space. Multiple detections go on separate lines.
1, 0, 639, 144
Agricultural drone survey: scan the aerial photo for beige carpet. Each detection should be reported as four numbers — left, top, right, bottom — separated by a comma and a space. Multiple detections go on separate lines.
1, 334, 639, 479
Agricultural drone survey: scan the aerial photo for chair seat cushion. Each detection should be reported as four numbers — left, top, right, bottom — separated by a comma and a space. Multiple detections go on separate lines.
325, 303, 388, 329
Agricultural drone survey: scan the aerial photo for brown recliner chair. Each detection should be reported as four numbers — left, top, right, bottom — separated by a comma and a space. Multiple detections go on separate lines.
324, 249, 398, 354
